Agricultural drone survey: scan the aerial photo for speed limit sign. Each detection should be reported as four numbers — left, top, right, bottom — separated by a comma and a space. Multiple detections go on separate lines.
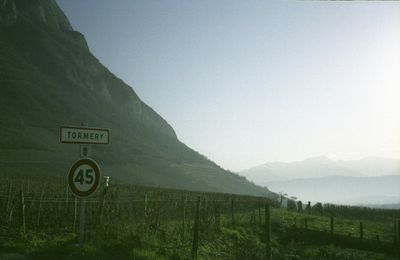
68, 158, 101, 197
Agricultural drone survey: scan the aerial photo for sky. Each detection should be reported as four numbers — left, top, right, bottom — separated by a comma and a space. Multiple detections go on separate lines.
57, 0, 400, 171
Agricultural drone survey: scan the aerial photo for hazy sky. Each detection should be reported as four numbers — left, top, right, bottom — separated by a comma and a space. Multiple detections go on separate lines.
58, 0, 400, 171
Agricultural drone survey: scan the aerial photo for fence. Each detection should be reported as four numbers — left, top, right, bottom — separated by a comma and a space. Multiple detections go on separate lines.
0, 178, 399, 258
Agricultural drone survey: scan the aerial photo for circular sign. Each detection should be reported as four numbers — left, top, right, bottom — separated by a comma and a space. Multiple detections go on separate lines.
68, 158, 101, 197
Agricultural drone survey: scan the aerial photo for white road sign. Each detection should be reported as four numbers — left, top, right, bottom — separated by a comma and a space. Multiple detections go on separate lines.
60, 126, 109, 144
68, 158, 101, 197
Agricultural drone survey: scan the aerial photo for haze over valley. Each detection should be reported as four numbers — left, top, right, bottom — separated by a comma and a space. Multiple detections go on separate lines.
240, 156, 400, 207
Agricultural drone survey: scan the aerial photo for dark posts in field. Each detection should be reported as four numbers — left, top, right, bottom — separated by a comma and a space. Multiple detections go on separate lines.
191, 196, 200, 259
181, 193, 186, 240
297, 200, 302, 213
1, 179, 399, 258
397, 220, 400, 259
398, 220, 400, 247
304, 218, 308, 230
360, 221, 364, 242
231, 197, 235, 227
265, 203, 272, 260
20, 189, 25, 234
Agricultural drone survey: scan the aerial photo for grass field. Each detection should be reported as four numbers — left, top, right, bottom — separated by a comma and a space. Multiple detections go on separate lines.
0, 174, 399, 259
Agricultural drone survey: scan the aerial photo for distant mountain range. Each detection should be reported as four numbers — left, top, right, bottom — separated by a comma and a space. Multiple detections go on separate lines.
0, 0, 274, 197
240, 156, 400, 206
265, 175, 400, 206
240, 156, 400, 183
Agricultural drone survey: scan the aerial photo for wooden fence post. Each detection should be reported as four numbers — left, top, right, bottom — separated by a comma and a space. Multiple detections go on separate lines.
397, 220, 400, 247
6, 183, 11, 218
191, 196, 200, 259
202, 197, 206, 225
143, 192, 148, 229
231, 198, 235, 227
99, 191, 106, 224
304, 218, 308, 230
397, 220, 400, 259
359, 221, 363, 242
65, 185, 69, 214
397, 219, 400, 246
251, 209, 256, 225
181, 193, 186, 240
36, 184, 45, 228
73, 196, 77, 232
20, 189, 26, 233
265, 202, 271, 260
215, 201, 220, 230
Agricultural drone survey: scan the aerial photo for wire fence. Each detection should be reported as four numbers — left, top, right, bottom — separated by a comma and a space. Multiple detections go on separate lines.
0, 178, 399, 257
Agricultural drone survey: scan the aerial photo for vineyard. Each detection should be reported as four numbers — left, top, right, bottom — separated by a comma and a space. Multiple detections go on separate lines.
0, 174, 399, 259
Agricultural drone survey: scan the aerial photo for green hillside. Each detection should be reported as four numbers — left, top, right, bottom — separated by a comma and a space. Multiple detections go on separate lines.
0, 0, 273, 197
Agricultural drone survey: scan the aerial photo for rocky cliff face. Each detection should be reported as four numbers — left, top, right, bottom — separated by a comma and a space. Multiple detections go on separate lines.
2, 0, 177, 139
1, 0, 88, 50
0, 1, 273, 197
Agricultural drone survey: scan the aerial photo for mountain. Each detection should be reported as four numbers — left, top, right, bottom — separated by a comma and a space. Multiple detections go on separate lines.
0, 0, 274, 197
265, 175, 400, 206
239, 156, 400, 205
240, 156, 400, 184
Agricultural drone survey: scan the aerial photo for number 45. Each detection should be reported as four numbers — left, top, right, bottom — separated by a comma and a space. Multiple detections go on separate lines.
75, 169, 94, 185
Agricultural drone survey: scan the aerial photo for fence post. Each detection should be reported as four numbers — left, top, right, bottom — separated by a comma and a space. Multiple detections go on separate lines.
36, 184, 45, 228
265, 202, 271, 260
215, 201, 220, 230
99, 191, 106, 224
258, 204, 261, 225
20, 189, 26, 233
202, 197, 206, 225
73, 196, 77, 232
143, 192, 148, 229
330, 216, 334, 238
181, 193, 186, 240
397, 220, 400, 259
231, 198, 235, 227
251, 209, 256, 225
304, 218, 308, 230
79, 198, 86, 245
359, 221, 363, 242
306, 201, 311, 212
397, 220, 400, 247
65, 185, 69, 213
6, 183, 11, 218
191, 196, 200, 259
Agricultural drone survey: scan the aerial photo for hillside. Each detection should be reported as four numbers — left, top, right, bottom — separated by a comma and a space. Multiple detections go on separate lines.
0, 0, 273, 197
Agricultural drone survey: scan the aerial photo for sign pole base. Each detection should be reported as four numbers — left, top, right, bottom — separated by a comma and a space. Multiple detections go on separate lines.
79, 197, 86, 245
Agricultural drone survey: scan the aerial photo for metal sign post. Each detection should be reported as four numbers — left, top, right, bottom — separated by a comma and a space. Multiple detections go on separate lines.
79, 197, 86, 245
68, 157, 101, 245
61, 123, 108, 246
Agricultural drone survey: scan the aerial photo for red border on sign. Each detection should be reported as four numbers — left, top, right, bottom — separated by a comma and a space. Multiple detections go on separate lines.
68, 158, 101, 197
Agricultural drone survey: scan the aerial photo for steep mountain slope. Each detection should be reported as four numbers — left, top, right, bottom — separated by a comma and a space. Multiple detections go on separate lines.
0, 0, 274, 197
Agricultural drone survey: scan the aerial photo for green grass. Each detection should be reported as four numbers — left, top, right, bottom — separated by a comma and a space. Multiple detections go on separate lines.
0, 174, 399, 259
